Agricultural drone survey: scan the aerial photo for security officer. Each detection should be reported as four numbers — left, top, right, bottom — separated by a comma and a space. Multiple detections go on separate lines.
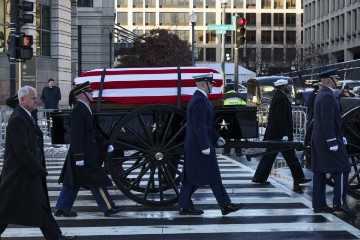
311, 69, 351, 213
223, 83, 246, 156
55, 81, 122, 217
306, 82, 322, 126
178, 74, 244, 216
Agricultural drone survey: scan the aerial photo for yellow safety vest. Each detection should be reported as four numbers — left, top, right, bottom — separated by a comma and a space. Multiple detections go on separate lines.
223, 90, 247, 105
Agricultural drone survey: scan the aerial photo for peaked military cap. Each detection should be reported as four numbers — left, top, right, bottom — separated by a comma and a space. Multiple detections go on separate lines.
318, 69, 338, 79
193, 73, 214, 83
72, 81, 93, 96
273, 79, 288, 86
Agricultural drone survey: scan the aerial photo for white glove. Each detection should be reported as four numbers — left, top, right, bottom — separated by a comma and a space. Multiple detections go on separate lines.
107, 145, 114, 152
329, 145, 338, 152
217, 137, 226, 146
282, 136, 289, 141
202, 148, 211, 155
343, 137, 348, 145
76, 160, 84, 166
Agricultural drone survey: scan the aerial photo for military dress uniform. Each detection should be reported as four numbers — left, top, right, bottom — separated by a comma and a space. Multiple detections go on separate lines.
311, 69, 351, 212
55, 82, 121, 217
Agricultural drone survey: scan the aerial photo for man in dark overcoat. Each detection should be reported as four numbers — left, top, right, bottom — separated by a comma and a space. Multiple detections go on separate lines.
311, 69, 351, 213
41, 78, 61, 109
178, 74, 243, 216
0, 86, 75, 240
252, 79, 311, 186
55, 81, 122, 217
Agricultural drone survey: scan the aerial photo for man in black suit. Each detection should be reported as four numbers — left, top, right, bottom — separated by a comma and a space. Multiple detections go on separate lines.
55, 81, 122, 217
252, 79, 311, 186
0, 86, 75, 240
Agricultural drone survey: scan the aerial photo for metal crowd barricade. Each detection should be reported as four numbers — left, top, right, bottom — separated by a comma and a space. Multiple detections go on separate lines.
0, 108, 13, 148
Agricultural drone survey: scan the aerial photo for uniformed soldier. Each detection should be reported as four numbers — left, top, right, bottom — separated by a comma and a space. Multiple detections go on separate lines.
311, 69, 351, 213
178, 74, 244, 216
55, 81, 122, 217
223, 83, 246, 156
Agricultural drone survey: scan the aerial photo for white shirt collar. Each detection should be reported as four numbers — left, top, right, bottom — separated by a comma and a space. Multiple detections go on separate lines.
198, 88, 208, 98
78, 99, 92, 113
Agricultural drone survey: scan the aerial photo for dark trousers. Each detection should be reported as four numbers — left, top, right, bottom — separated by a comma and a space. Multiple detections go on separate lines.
178, 180, 231, 209
312, 172, 349, 209
56, 185, 115, 213
0, 206, 62, 240
253, 148, 305, 181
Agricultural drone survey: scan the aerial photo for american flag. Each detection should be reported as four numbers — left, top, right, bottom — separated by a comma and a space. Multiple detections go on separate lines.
74, 67, 223, 104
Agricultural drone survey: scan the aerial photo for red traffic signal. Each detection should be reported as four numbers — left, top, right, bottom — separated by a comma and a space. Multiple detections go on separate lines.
235, 16, 246, 48
239, 17, 247, 26
20, 34, 33, 47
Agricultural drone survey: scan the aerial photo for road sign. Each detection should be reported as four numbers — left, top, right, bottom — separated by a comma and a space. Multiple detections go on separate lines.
207, 24, 234, 31
216, 30, 226, 34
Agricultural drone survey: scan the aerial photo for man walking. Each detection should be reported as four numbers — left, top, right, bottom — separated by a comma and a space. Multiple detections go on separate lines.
178, 74, 243, 216
252, 79, 311, 186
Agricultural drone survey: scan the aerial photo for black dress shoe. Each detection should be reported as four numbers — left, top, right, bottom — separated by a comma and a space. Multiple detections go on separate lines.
313, 206, 334, 213
104, 206, 123, 217
54, 209, 77, 217
179, 208, 204, 215
333, 205, 352, 213
294, 178, 312, 185
221, 203, 244, 215
252, 178, 270, 185
58, 235, 77, 240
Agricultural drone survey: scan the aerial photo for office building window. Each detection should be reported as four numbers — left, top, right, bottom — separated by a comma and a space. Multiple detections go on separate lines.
246, 30, 256, 44
78, 0, 93, 7
274, 13, 283, 26
206, 0, 216, 8
117, 12, 128, 25
246, 0, 256, 8
274, 48, 284, 61
261, 48, 271, 61
145, 0, 156, 7
274, 0, 284, 9
206, 48, 216, 62
274, 31, 284, 44
196, 48, 204, 61
286, 0, 296, 9
246, 13, 256, 26
206, 31, 216, 44
261, 13, 271, 26
159, 0, 189, 8
145, 12, 155, 26
286, 13, 296, 26
169, 30, 189, 41
261, 30, 271, 44
194, 12, 203, 25
133, 0, 143, 8
286, 48, 296, 61
234, 0, 244, 8
261, 0, 271, 8
117, 0, 127, 7
0, 0, 10, 52
206, 12, 215, 25
36, 3, 51, 56
193, 0, 202, 8
133, 12, 143, 26
159, 12, 188, 25
195, 30, 204, 44
286, 30, 296, 44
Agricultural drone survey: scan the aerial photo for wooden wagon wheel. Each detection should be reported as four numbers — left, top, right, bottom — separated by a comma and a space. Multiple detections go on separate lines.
106, 104, 186, 206
304, 106, 360, 189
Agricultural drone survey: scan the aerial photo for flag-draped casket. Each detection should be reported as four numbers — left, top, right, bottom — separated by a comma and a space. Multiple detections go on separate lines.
74, 67, 223, 104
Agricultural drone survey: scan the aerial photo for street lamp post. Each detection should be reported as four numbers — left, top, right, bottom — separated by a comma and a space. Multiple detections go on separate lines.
220, 0, 228, 86
189, 12, 197, 66
102, 28, 113, 68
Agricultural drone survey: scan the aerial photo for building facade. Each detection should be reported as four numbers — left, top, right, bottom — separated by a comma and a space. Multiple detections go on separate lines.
303, 0, 360, 64
116, 0, 303, 75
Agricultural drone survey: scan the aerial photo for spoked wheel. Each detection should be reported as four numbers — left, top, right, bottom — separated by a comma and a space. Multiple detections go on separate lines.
106, 104, 186, 206
341, 106, 360, 192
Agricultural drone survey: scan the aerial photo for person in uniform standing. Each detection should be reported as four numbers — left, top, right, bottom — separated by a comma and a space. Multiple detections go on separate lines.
311, 69, 351, 213
55, 81, 122, 217
252, 79, 311, 186
41, 78, 62, 133
178, 74, 244, 216
0, 86, 75, 240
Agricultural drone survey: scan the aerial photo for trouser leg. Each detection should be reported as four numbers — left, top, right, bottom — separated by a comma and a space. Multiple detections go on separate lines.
210, 183, 231, 208
90, 187, 115, 213
253, 150, 278, 181
178, 183, 196, 209
40, 206, 62, 240
332, 172, 349, 206
282, 149, 305, 180
312, 172, 327, 209
55, 185, 80, 211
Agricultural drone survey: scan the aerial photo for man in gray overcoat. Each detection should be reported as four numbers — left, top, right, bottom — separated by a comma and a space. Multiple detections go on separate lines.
178, 74, 243, 216
311, 69, 351, 213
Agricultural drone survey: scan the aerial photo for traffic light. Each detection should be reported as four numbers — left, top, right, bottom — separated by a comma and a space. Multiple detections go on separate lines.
235, 17, 246, 48
19, 34, 33, 60
17, 0, 34, 27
